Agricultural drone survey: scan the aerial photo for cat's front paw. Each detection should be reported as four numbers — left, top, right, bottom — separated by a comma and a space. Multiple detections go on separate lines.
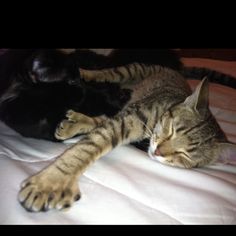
55, 110, 95, 140
18, 168, 80, 212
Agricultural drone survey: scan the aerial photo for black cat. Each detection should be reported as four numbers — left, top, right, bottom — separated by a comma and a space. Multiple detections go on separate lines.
0, 49, 181, 143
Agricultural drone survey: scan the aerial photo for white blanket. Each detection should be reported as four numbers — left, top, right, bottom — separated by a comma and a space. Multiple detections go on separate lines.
0, 57, 236, 224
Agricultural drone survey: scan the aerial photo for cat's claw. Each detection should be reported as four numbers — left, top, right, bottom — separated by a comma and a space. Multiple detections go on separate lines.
18, 169, 80, 212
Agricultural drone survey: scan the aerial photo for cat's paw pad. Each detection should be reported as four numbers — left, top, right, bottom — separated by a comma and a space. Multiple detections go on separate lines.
18, 171, 80, 212
55, 111, 94, 140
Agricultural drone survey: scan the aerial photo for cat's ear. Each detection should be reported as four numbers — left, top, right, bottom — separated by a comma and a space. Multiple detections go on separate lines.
184, 77, 209, 114
217, 142, 236, 165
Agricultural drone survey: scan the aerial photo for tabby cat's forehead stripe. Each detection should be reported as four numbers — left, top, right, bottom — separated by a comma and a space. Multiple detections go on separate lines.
153, 108, 159, 126
157, 126, 174, 149
167, 101, 183, 112
189, 141, 200, 146
183, 116, 210, 135
202, 135, 216, 144
184, 121, 206, 134
135, 109, 149, 136
135, 109, 148, 124
175, 126, 186, 133
186, 146, 198, 152
159, 104, 178, 123
146, 102, 154, 111
168, 109, 173, 118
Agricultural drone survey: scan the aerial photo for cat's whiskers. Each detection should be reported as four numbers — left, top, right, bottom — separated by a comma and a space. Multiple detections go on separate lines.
143, 131, 152, 139
139, 120, 153, 137
179, 152, 194, 165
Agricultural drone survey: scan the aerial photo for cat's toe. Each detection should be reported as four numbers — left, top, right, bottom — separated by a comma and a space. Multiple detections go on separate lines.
54, 189, 80, 211
66, 110, 76, 119
18, 183, 48, 212
65, 110, 81, 122
19, 172, 81, 212
55, 119, 74, 140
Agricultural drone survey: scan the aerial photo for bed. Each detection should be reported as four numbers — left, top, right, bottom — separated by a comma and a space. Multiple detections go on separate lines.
0, 50, 236, 224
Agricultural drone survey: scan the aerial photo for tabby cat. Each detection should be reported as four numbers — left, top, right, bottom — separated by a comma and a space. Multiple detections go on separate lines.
18, 62, 236, 212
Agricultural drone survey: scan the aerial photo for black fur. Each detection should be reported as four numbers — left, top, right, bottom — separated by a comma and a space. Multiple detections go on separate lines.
0, 49, 182, 144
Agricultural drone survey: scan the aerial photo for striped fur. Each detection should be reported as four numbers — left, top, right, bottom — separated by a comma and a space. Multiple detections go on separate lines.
18, 63, 236, 212
182, 67, 236, 89
79, 63, 160, 84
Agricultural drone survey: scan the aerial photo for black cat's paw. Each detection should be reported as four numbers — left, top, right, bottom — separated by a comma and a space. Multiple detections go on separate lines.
27, 50, 81, 85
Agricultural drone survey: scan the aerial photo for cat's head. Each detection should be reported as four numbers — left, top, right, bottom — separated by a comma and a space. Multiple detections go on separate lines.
149, 78, 236, 168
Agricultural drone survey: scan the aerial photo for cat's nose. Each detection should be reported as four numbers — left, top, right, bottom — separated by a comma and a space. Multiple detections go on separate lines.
155, 148, 162, 156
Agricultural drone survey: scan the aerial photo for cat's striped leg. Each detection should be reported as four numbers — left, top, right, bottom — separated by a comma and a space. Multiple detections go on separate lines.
18, 108, 151, 212
79, 63, 160, 84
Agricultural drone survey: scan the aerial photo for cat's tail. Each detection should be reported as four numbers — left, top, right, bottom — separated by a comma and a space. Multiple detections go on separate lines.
181, 67, 236, 89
